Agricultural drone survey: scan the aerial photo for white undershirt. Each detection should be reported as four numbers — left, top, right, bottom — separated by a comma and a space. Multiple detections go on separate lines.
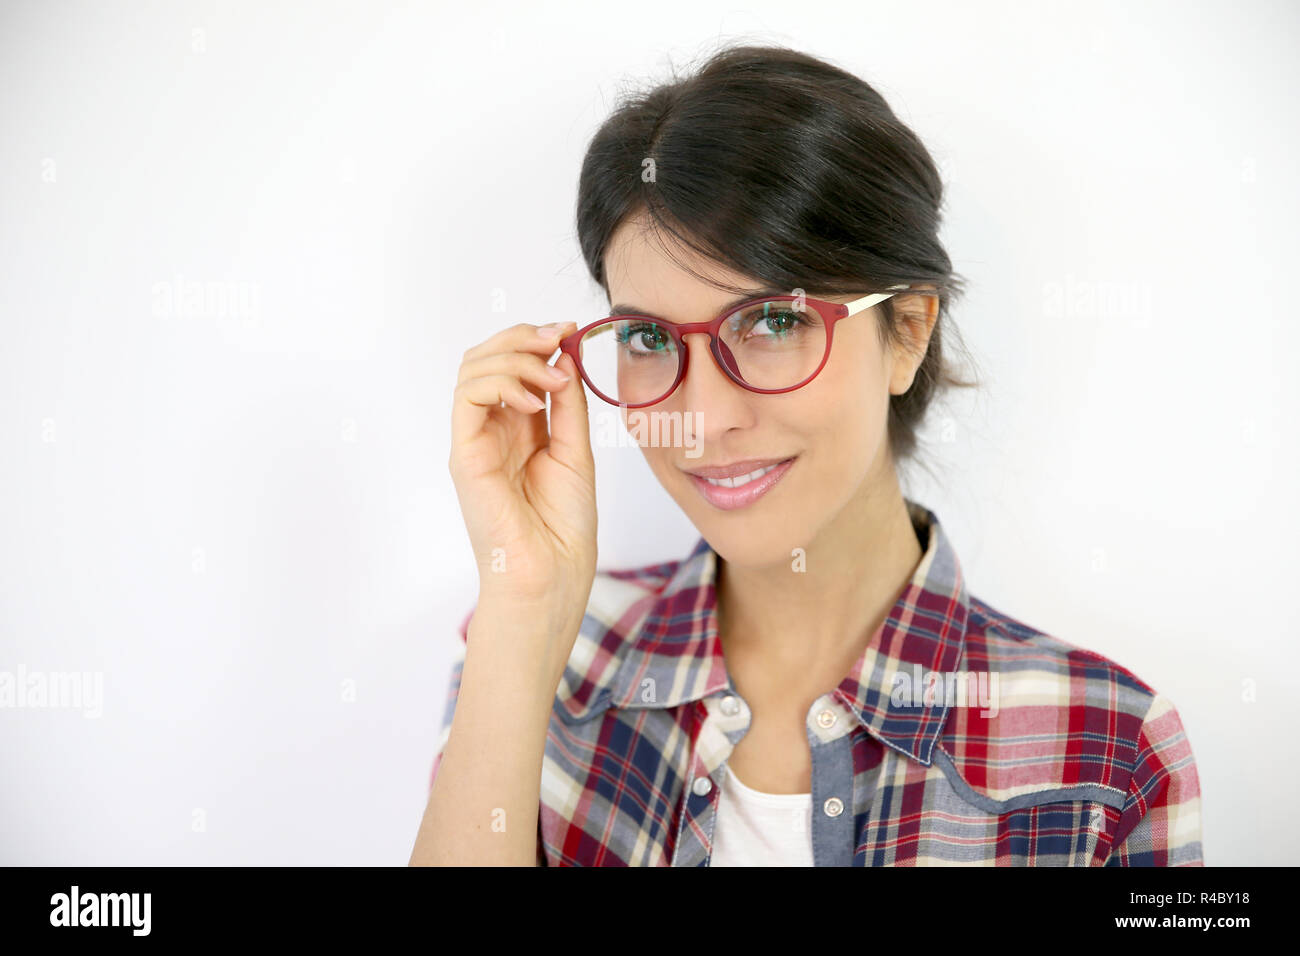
709, 763, 815, 866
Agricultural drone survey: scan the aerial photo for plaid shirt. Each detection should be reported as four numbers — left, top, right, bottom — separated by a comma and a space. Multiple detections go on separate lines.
428, 499, 1203, 866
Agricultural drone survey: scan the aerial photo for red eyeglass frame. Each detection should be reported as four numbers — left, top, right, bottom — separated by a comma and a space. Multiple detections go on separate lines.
556, 285, 925, 408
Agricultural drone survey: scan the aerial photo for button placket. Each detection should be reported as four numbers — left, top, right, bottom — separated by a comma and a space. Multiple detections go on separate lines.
806, 694, 855, 866
673, 690, 752, 867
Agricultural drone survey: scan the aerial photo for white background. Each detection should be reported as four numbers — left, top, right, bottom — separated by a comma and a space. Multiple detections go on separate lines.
1, 0, 1296, 865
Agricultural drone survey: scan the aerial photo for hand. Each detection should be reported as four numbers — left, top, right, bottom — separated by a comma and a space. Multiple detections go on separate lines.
449, 321, 597, 630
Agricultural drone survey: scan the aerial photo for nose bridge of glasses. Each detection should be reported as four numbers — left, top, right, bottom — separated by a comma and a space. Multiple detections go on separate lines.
676, 328, 713, 360
670, 328, 744, 392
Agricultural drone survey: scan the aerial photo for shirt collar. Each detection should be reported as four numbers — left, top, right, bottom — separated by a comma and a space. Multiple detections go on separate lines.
600, 498, 970, 766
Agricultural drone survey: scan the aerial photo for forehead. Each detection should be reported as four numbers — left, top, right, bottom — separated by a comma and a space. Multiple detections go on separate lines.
602, 215, 857, 321
604, 216, 760, 310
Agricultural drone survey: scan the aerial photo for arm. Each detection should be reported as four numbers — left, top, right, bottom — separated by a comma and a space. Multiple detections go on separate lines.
1103, 693, 1203, 866
426, 319, 595, 865
408, 604, 568, 867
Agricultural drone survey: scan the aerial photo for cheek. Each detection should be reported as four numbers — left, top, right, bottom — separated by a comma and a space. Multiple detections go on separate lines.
637, 438, 682, 488
801, 340, 883, 423
825, 330, 893, 423
795, 336, 891, 469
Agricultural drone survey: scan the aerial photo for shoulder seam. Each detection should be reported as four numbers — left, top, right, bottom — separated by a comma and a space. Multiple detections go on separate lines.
967, 604, 1160, 699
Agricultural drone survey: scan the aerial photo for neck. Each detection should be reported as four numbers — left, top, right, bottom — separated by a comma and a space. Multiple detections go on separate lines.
715, 470, 923, 690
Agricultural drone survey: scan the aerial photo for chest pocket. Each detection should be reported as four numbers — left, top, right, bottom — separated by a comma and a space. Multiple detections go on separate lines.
981, 797, 1120, 865
873, 747, 1128, 866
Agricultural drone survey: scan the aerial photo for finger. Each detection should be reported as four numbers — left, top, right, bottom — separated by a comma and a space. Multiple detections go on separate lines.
544, 351, 595, 476
457, 349, 574, 394
451, 373, 547, 450
461, 321, 578, 366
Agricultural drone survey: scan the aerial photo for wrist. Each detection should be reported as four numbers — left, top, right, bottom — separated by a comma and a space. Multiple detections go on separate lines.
473, 587, 585, 636
465, 598, 582, 682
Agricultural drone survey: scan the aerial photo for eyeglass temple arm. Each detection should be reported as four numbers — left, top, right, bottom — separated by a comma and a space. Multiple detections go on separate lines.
842, 284, 923, 315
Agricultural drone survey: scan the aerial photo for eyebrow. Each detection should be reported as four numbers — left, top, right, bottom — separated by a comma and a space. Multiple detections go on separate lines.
608, 288, 789, 321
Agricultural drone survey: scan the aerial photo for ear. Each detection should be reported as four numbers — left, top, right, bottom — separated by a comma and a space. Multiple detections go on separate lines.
887, 289, 940, 396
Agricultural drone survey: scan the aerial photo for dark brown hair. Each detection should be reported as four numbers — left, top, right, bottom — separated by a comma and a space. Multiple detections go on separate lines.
575, 42, 980, 473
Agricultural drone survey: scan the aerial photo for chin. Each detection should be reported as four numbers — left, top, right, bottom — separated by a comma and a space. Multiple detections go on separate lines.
676, 491, 817, 571
715, 532, 799, 570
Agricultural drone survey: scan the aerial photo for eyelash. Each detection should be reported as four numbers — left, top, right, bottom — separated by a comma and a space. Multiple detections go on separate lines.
612, 305, 815, 351
615, 323, 672, 351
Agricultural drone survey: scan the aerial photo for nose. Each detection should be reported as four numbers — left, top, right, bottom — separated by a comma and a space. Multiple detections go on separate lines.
672, 331, 755, 423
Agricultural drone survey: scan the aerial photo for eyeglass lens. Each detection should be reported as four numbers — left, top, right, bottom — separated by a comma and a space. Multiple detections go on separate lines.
577, 299, 826, 404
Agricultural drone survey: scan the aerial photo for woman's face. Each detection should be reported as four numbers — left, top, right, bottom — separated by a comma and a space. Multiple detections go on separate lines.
602, 217, 933, 568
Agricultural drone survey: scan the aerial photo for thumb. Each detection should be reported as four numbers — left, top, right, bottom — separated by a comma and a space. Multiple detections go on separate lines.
546, 350, 594, 476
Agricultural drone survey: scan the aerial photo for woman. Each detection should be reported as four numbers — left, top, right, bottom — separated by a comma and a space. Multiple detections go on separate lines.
410, 44, 1202, 866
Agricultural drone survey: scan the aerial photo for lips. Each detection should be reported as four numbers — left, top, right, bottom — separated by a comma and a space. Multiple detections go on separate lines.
695, 461, 785, 488
683, 457, 793, 480
684, 457, 796, 511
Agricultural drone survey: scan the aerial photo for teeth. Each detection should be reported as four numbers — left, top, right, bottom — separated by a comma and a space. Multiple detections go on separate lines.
701, 462, 782, 488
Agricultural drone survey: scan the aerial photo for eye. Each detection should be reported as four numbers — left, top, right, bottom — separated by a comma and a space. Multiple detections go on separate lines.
755, 310, 803, 335
727, 303, 813, 340
615, 321, 673, 355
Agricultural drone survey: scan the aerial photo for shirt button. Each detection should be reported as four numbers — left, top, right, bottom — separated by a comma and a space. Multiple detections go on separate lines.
816, 708, 837, 729
720, 695, 740, 716
692, 776, 713, 796
822, 797, 844, 817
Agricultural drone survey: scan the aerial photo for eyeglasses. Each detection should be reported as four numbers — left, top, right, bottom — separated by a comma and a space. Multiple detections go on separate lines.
557, 285, 923, 408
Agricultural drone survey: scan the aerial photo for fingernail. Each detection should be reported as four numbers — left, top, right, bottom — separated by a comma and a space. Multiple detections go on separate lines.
547, 364, 571, 382
537, 322, 565, 336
